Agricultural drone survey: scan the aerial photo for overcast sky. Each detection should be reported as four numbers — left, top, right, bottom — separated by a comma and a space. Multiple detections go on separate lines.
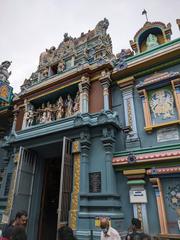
0, 0, 179, 93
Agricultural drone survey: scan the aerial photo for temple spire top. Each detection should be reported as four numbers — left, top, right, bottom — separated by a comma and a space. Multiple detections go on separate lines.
142, 9, 148, 22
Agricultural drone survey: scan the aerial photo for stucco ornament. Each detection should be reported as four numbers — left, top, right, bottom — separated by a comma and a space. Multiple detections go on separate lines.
0, 61, 12, 83
39, 46, 56, 66
149, 89, 174, 119
57, 59, 65, 73
95, 18, 109, 35
57, 33, 75, 56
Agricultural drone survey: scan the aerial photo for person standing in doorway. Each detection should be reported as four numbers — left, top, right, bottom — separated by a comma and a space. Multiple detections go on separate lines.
126, 218, 150, 240
100, 217, 121, 240
58, 226, 77, 240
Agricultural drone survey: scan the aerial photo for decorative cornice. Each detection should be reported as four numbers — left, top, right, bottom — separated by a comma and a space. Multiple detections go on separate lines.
136, 71, 180, 89
147, 166, 180, 175
112, 149, 180, 166
117, 76, 135, 89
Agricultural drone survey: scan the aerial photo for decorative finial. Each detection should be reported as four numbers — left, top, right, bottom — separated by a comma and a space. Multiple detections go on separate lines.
142, 9, 148, 22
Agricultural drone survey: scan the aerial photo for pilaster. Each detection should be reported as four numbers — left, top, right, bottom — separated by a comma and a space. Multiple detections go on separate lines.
101, 127, 116, 194
117, 76, 140, 148
78, 82, 83, 113
79, 130, 91, 194
22, 99, 28, 129
11, 105, 19, 134
3, 147, 20, 222
123, 169, 149, 234
99, 70, 112, 111
69, 140, 81, 230
79, 75, 90, 113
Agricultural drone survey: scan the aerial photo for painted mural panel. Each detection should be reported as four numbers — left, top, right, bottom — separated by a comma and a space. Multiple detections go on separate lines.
148, 86, 178, 125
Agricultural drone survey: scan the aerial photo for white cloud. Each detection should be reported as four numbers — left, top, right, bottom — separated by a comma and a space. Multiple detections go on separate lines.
0, 0, 179, 93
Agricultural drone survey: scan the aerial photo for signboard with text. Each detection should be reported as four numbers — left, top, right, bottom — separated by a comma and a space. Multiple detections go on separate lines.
129, 189, 147, 203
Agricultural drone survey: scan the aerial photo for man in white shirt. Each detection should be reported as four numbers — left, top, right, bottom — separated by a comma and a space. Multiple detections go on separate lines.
100, 217, 121, 240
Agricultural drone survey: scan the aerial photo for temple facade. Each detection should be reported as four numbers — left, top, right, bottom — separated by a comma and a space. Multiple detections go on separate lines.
1, 18, 180, 239
0, 61, 13, 223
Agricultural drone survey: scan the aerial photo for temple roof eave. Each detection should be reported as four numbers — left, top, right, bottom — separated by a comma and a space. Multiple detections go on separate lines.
8, 110, 120, 145
111, 38, 180, 81
14, 61, 113, 105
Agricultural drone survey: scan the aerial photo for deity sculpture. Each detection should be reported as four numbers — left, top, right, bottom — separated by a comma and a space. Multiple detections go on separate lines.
0, 61, 12, 83
26, 105, 35, 127
65, 94, 73, 117
51, 104, 57, 121
73, 91, 80, 114
45, 102, 53, 122
146, 33, 159, 50
38, 103, 46, 124
40, 111, 47, 124
56, 96, 64, 119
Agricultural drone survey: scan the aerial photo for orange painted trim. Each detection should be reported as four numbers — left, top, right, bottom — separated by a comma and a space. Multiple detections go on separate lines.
156, 195, 166, 233
143, 89, 152, 128
144, 120, 180, 132
157, 178, 168, 234
112, 149, 180, 166
150, 178, 168, 234
171, 80, 180, 119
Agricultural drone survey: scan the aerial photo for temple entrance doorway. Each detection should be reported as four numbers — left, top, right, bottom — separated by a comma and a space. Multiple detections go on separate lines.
37, 137, 73, 240
38, 157, 61, 240
11, 137, 73, 240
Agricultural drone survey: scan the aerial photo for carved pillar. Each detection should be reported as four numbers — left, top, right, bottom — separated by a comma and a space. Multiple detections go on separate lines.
22, 99, 28, 129
99, 70, 112, 111
123, 169, 149, 234
150, 178, 168, 234
78, 82, 83, 113
79, 75, 90, 113
80, 131, 91, 194
3, 148, 20, 221
11, 105, 19, 133
101, 127, 116, 194
69, 141, 81, 230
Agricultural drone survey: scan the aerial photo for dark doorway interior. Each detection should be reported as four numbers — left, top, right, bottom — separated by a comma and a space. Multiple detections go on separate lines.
38, 157, 61, 240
